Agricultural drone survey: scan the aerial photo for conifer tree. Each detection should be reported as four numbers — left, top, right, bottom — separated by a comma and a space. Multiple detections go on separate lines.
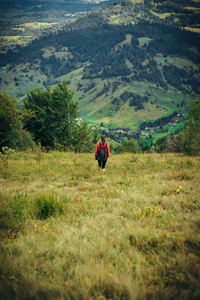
0, 92, 18, 149
181, 94, 200, 156
165, 133, 181, 153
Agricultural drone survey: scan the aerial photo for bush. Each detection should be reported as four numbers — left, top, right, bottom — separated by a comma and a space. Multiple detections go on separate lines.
120, 138, 141, 153
154, 136, 167, 152
165, 133, 182, 153
7, 120, 36, 151
33, 191, 64, 219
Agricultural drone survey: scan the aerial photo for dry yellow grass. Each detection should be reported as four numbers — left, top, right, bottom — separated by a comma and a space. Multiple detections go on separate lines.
0, 151, 200, 299
183, 27, 200, 33
20, 22, 59, 29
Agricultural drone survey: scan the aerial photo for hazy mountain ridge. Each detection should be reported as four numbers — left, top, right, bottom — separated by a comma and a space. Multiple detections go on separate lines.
0, 0, 116, 41
1, 0, 200, 141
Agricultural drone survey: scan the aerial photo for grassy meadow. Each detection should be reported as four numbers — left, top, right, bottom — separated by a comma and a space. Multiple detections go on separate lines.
0, 150, 200, 299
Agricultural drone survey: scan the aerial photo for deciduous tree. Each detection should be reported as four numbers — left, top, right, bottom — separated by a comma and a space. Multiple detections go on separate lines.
23, 80, 79, 149
121, 138, 141, 153
0, 92, 35, 150
0, 92, 18, 149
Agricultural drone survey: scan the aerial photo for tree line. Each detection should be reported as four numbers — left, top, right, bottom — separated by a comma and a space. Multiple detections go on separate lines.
0, 80, 199, 155
139, 111, 182, 130
111, 91, 148, 112
0, 80, 99, 153
0, 79, 142, 154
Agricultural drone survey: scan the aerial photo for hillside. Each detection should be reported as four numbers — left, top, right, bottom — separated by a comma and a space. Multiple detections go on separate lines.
0, 0, 200, 141
0, 0, 116, 52
0, 151, 200, 299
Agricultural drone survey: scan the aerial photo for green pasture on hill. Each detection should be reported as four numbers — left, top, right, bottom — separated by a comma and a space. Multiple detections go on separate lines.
0, 151, 200, 299
0, 58, 187, 142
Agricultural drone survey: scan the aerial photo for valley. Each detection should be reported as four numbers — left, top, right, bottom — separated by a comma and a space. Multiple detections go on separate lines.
0, 0, 200, 145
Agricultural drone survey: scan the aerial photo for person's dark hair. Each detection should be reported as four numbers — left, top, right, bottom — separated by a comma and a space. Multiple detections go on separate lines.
101, 135, 106, 144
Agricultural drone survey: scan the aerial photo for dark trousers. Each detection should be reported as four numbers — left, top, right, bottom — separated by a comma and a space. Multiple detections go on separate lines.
98, 160, 107, 169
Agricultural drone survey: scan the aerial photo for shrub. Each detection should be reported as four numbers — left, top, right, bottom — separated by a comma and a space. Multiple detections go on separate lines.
121, 138, 141, 153
33, 191, 64, 219
165, 133, 182, 153
7, 120, 36, 151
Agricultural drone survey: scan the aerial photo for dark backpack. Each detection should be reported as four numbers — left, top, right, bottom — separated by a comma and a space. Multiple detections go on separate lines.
98, 142, 107, 162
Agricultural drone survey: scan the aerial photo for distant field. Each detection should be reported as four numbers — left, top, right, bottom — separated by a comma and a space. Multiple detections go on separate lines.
155, 55, 199, 70
185, 6, 200, 11
151, 12, 172, 19
183, 27, 200, 33
0, 36, 32, 46
21, 22, 59, 29
138, 37, 152, 46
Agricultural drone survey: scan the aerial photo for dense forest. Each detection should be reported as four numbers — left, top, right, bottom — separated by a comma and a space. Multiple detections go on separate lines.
1, 20, 200, 95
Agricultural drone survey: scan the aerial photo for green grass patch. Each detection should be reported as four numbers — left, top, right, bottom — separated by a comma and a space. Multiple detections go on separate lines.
80, 109, 93, 117
32, 191, 64, 220
0, 192, 27, 236
138, 37, 152, 46
21, 22, 59, 30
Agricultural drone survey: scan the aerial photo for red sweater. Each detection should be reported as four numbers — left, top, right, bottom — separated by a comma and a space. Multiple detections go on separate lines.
95, 142, 110, 158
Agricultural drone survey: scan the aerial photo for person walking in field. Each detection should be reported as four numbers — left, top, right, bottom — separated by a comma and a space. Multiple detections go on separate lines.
95, 135, 110, 171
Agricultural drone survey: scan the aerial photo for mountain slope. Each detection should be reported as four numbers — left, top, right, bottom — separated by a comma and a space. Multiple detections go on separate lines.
0, 0, 200, 139
0, 0, 116, 52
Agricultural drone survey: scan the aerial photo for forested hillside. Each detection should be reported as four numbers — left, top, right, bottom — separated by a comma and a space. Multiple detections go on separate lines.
0, 0, 200, 143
